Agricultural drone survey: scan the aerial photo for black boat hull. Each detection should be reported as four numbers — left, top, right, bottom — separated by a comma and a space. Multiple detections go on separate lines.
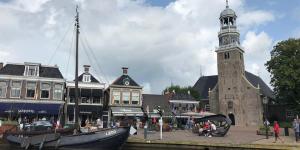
5, 127, 130, 150
45, 127, 130, 149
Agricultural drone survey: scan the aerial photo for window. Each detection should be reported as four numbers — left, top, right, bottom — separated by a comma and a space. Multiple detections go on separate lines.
228, 101, 233, 109
83, 75, 91, 82
24, 65, 39, 76
0, 81, 7, 98
26, 82, 36, 98
112, 91, 120, 104
131, 92, 140, 105
53, 83, 63, 100
81, 97, 89, 103
122, 92, 130, 104
40, 83, 50, 99
11, 81, 21, 98
205, 104, 210, 111
224, 52, 230, 59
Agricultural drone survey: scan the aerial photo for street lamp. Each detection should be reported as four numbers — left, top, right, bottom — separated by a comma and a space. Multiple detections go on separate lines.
262, 96, 269, 139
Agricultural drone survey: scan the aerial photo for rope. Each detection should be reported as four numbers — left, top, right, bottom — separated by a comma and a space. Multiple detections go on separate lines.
79, 28, 110, 84
64, 26, 76, 79
47, 20, 74, 65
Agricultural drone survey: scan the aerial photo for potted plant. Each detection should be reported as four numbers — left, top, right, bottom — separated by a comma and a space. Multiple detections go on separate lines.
256, 125, 273, 136
0, 119, 18, 134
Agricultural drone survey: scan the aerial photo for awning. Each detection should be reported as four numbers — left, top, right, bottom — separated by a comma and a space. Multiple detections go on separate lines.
67, 105, 102, 116
176, 111, 215, 118
0, 102, 63, 115
111, 107, 144, 117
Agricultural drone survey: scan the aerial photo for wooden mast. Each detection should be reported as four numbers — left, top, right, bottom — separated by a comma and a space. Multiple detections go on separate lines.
74, 5, 80, 130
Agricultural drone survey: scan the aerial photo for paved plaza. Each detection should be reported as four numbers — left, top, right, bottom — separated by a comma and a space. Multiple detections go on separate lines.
128, 126, 300, 149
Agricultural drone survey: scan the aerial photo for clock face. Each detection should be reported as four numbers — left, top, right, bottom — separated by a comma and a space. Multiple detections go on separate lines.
124, 81, 130, 86
123, 78, 130, 86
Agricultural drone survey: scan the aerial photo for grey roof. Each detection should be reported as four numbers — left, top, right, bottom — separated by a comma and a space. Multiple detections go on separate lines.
0, 64, 63, 79
142, 94, 172, 115
193, 71, 274, 100
169, 93, 196, 101
77, 73, 100, 83
111, 75, 140, 87
220, 8, 236, 17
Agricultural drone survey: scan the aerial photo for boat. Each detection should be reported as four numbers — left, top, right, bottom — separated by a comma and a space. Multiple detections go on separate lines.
194, 114, 231, 137
4, 6, 130, 150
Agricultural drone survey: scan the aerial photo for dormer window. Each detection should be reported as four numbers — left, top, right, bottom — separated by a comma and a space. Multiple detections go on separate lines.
83, 74, 91, 82
24, 65, 39, 76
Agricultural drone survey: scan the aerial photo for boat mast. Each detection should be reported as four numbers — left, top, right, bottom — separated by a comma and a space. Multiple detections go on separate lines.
74, 5, 80, 130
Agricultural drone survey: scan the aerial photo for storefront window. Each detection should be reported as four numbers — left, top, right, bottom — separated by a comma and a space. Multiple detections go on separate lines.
53, 83, 63, 100
112, 91, 120, 104
40, 83, 50, 99
131, 92, 139, 105
26, 82, 36, 98
122, 92, 130, 104
0, 81, 7, 98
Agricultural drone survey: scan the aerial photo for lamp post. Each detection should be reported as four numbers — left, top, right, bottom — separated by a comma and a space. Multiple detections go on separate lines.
262, 96, 269, 139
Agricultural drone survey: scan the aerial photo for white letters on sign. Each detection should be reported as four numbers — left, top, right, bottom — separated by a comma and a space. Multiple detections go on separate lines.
105, 130, 117, 136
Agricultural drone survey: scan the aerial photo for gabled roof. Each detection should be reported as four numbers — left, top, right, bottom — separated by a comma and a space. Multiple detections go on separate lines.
142, 94, 172, 115
193, 75, 218, 100
77, 73, 100, 83
111, 75, 140, 87
193, 71, 274, 100
0, 63, 63, 79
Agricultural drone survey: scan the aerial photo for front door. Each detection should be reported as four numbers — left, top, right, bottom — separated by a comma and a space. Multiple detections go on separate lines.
228, 113, 235, 125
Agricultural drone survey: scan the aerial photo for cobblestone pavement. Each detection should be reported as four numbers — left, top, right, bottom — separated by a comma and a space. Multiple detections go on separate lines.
129, 126, 300, 146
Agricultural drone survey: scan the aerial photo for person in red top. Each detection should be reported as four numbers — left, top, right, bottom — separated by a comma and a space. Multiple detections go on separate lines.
273, 121, 284, 143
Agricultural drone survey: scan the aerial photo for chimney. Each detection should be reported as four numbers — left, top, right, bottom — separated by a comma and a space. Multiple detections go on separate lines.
83, 65, 90, 73
122, 67, 128, 75
0, 62, 3, 70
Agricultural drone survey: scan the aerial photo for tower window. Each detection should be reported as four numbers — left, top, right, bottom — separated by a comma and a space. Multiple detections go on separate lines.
228, 101, 233, 109
224, 52, 230, 59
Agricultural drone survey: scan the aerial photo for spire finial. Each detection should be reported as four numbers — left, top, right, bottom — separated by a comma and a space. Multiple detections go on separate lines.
226, 0, 229, 8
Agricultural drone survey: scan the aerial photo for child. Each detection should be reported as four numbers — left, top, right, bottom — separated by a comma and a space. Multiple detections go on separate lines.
273, 121, 284, 143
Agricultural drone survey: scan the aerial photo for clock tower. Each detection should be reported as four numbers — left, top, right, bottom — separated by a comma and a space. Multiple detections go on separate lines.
214, 1, 261, 126
204, 1, 265, 126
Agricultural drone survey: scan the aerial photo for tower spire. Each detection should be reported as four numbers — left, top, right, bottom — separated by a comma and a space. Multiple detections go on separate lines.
226, 0, 229, 8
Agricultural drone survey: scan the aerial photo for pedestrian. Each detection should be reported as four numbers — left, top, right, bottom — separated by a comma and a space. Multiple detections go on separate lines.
273, 121, 284, 143
293, 119, 300, 142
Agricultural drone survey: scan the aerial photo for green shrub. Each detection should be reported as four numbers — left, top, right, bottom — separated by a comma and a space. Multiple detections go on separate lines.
2, 120, 18, 126
259, 125, 271, 131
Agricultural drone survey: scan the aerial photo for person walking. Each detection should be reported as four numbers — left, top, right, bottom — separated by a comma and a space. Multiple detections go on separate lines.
293, 119, 300, 142
273, 121, 284, 143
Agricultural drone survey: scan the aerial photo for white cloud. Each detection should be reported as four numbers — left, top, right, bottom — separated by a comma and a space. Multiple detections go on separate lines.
0, 0, 276, 93
242, 31, 274, 87
242, 31, 273, 54
1, 0, 51, 13
239, 10, 275, 28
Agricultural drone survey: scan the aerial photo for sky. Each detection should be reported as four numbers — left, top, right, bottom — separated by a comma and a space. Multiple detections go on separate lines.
0, 0, 299, 94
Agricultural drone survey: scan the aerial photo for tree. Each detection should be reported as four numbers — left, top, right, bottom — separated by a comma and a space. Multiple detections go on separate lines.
265, 38, 300, 111
163, 85, 200, 100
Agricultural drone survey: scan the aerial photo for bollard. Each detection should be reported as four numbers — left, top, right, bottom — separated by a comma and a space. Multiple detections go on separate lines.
144, 123, 148, 140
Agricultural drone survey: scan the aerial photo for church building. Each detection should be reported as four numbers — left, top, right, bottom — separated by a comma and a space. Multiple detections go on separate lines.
193, 2, 273, 126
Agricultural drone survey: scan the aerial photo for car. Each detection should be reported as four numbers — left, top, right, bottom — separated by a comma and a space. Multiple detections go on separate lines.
24, 120, 54, 131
